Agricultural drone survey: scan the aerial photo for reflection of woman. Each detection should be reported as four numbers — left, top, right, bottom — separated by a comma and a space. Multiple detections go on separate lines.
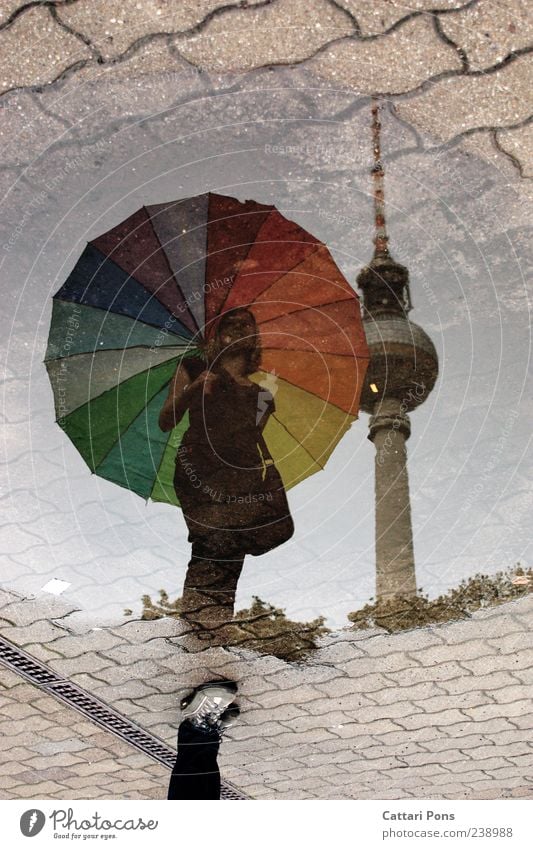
159, 308, 294, 634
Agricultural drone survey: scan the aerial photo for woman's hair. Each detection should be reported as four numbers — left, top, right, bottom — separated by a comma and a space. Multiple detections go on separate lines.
202, 308, 262, 374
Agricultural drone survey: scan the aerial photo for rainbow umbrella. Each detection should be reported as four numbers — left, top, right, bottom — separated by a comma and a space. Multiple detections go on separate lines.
44, 193, 369, 506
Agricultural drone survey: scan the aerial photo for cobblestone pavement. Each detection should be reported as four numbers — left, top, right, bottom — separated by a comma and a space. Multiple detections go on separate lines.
0, 663, 168, 800
1, 587, 531, 800
0, 0, 531, 180
0, 0, 531, 802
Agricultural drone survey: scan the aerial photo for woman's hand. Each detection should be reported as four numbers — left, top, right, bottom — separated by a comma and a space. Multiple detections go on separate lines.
190, 370, 218, 395
158, 365, 219, 431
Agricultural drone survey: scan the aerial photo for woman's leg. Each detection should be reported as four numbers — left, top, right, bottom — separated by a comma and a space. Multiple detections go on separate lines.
167, 719, 220, 800
180, 537, 245, 633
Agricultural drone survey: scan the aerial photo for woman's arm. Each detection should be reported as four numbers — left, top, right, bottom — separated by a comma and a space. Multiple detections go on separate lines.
158, 363, 218, 432
158, 362, 191, 432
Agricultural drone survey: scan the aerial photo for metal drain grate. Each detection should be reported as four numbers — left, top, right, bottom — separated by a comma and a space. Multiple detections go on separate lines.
0, 636, 248, 800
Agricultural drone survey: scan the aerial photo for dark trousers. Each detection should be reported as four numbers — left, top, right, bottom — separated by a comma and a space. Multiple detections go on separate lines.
167, 719, 221, 800
181, 538, 245, 631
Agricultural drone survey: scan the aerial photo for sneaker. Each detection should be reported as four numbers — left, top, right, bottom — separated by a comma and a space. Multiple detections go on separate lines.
217, 703, 240, 735
180, 680, 238, 730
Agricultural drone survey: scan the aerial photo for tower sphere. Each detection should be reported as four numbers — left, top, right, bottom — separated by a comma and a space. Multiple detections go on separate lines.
359, 312, 438, 414
357, 253, 438, 415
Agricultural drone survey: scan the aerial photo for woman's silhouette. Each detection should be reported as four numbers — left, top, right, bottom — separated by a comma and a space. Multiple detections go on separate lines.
159, 308, 294, 637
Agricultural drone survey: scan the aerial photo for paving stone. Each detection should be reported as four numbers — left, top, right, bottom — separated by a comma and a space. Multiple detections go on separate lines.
51, 630, 127, 657
56, 0, 270, 61
313, 641, 369, 665
370, 680, 447, 705
0, 745, 35, 762
433, 617, 524, 645
0, 774, 22, 789
48, 653, 112, 677
460, 648, 533, 676
90, 679, 159, 702
303, 693, 378, 716
177, 0, 354, 71
395, 708, 468, 730
397, 55, 532, 144
0, 6, 92, 92
313, 675, 372, 698
0, 668, 33, 688
508, 714, 533, 730
414, 691, 495, 712
24, 753, 83, 770
326, 719, 404, 738
463, 699, 532, 722
29, 696, 64, 715
506, 753, 533, 768
0, 3, 28, 34
0, 715, 52, 735
310, 13, 462, 95
410, 640, 491, 666
15, 766, 77, 784
33, 738, 92, 756
440, 0, 532, 70
273, 727, 339, 747
469, 741, 531, 761
281, 710, 351, 732
253, 684, 324, 709
331, 668, 396, 691
509, 665, 533, 685
2, 619, 68, 646
491, 683, 533, 703
338, 0, 467, 37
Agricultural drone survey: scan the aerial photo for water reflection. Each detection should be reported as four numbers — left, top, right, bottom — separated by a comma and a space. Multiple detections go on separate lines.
159, 308, 294, 637
132, 590, 329, 661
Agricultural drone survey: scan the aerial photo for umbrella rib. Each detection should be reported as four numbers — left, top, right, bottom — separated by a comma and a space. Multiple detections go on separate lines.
269, 413, 326, 470
210, 206, 275, 318
54, 297, 191, 340
261, 371, 362, 418
217, 234, 322, 317
144, 205, 202, 337
48, 343, 194, 363
262, 346, 368, 360
248, 243, 355, 307
257, 296, 359, 325
90, 377, 173, 475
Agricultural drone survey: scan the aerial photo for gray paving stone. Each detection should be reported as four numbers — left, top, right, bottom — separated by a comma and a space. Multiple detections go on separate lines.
1, 620, 68, 646
462, 699, 531, 722
395, 708, 468, 730
440, 670, 516, 695
50, 631, 127, 657
370, 680, 447, 705
386, 661, 469, 684
488, 632, 531, 654
491, 683, 533, 704
411, 640, 491, 666
414, 691, 494, 712
460, 649, 533, 677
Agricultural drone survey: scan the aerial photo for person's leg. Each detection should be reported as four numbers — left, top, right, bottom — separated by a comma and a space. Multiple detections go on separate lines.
167, 719, 220, 800
181, 539, 244, 632
167, 681, 239, 801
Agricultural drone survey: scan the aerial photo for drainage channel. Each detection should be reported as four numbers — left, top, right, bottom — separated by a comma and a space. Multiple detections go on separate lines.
0, 636, 248, 800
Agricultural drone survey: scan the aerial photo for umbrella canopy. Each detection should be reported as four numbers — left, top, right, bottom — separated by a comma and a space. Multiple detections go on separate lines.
44, 193, 369, 506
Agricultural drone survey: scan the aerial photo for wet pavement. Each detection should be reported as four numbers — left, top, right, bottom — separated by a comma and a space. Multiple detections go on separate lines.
1, 0, 532, 801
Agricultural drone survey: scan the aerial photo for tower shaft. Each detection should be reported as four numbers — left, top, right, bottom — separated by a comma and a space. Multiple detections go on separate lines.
369, 398, 417, 601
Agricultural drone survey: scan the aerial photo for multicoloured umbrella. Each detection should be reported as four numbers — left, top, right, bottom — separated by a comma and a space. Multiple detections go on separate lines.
44, 193, 369, 506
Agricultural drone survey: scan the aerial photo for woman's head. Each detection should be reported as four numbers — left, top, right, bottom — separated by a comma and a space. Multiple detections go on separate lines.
204, 308, 262, 373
